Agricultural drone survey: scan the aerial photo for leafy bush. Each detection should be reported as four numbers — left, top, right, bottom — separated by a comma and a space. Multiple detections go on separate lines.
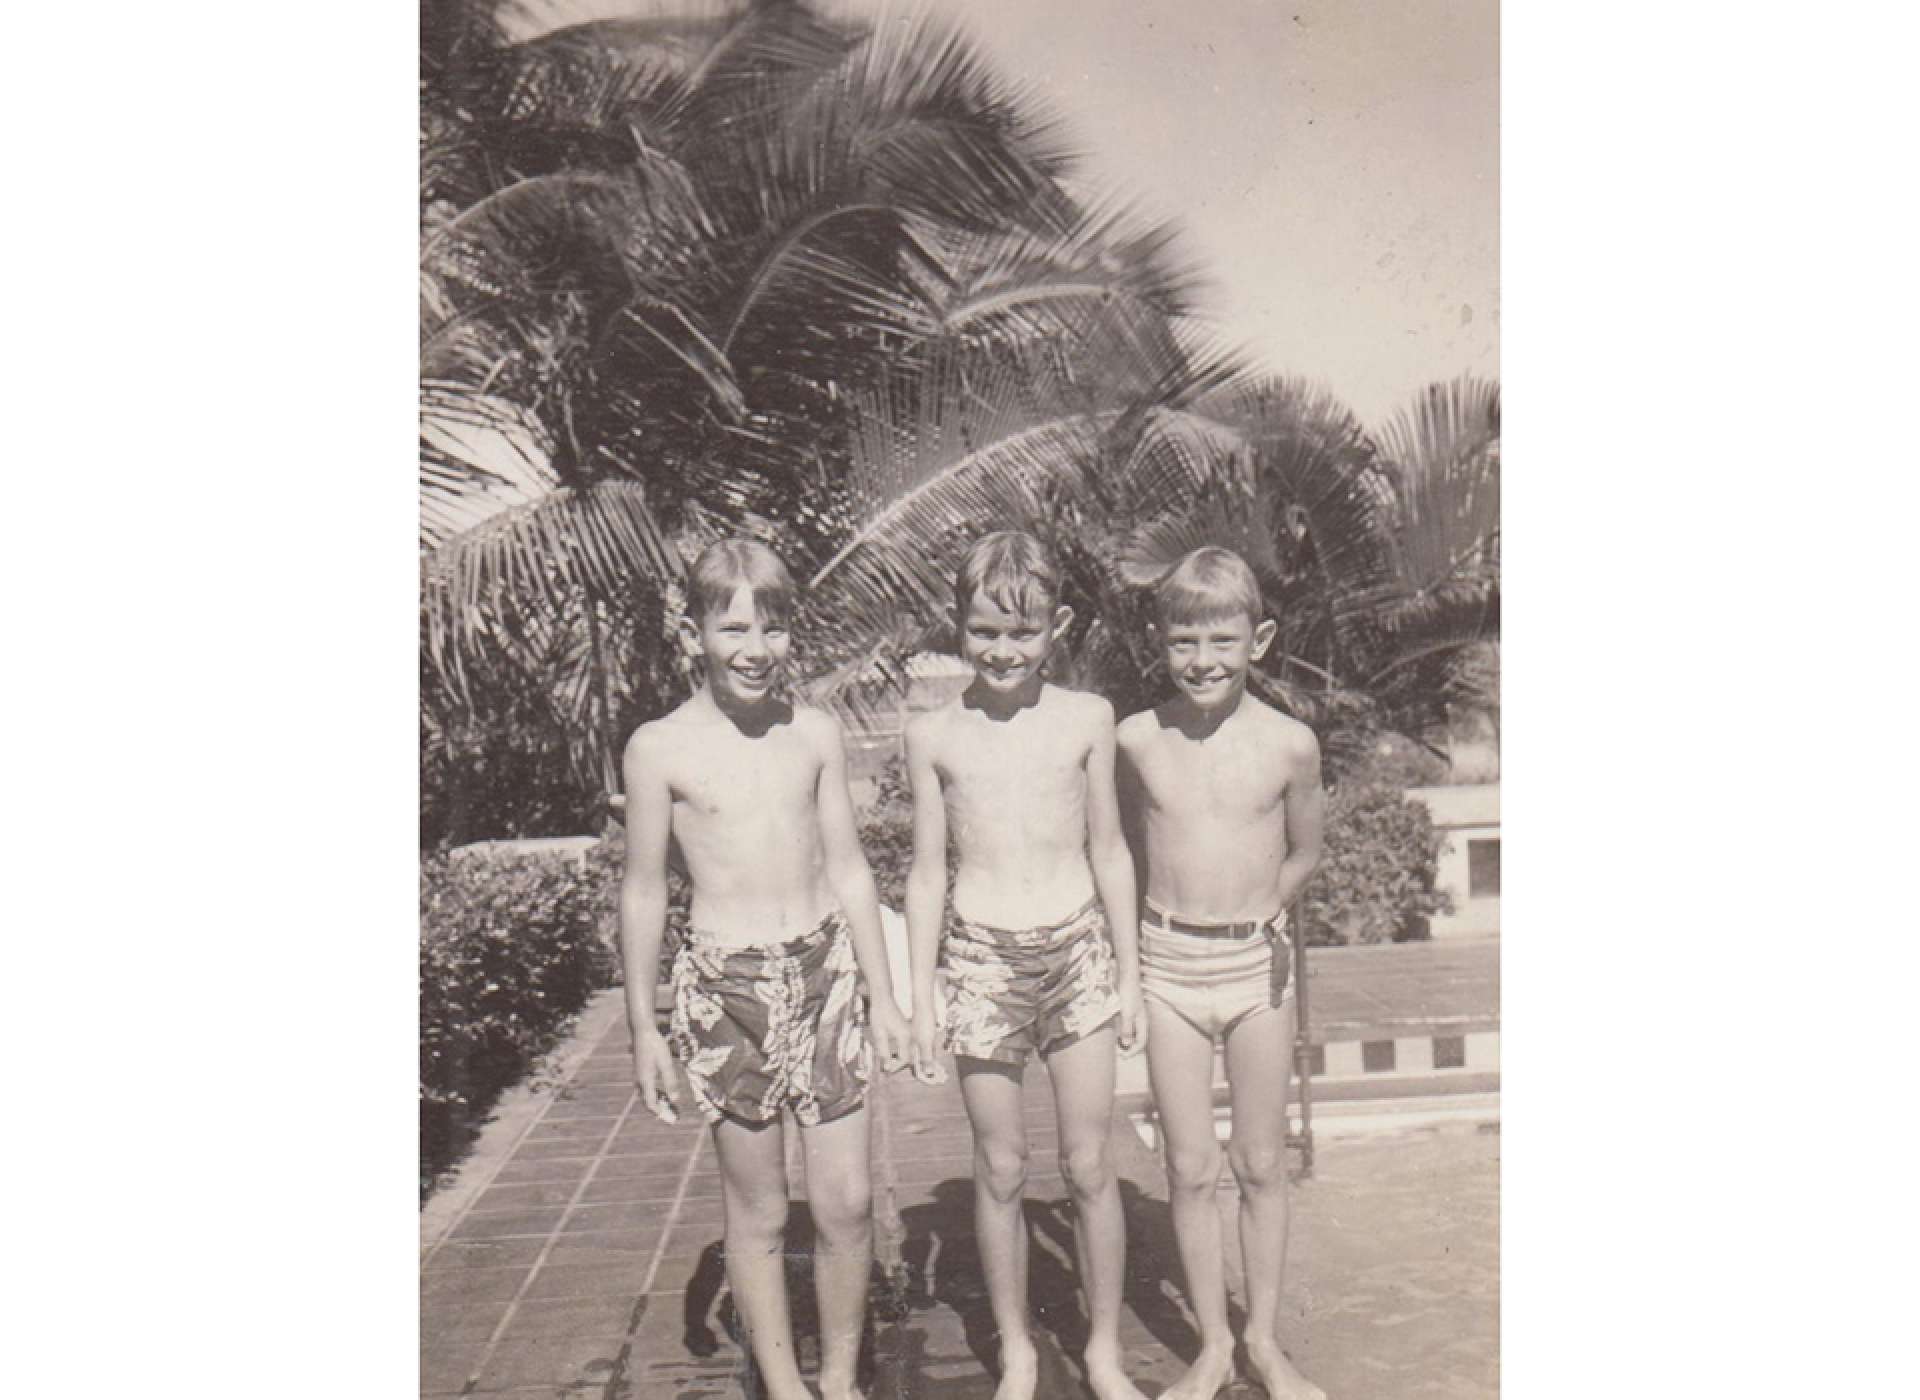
420, 846, 620, 1197
582, 826, 693, 970
420, 706, 606, 850
858, 756, 917, 910
1299, 780, 1450, 946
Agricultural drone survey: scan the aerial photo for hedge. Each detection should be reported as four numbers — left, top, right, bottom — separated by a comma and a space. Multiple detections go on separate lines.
420, 845, 620, 1198
1297, 780, 1450, 946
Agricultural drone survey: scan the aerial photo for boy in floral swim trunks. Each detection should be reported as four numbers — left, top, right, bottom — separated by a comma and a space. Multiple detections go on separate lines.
1116, 547, 1326, 1400
620, 539, 910, 1400
903, 531, 1149, 1400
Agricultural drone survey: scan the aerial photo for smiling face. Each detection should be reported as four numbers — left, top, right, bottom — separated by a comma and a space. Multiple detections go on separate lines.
685, 584, 791, 705
1159, 608, 1277, 712
958, 592, 1069, 696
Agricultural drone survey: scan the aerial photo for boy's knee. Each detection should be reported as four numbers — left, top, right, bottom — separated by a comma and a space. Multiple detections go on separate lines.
1228, 1140, 1286, 1193
1166, 1142, 1222, 1194
976, 1142, 1029, 1203
810, 1177, 874, 1243
728, 1185, 791, 1242
1062, 1139, 1114, 1201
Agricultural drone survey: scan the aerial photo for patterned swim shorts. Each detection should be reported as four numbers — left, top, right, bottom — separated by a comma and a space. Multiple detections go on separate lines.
668, 910, 870, 1127
1139, 900, 1293, 1042
940, 898, 1120, 1065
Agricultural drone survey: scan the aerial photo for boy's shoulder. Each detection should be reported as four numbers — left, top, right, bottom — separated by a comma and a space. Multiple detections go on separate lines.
1240, 696, 1321, 762
905, 696, 957, 738
788, 702, 847, 749
625, 699, 699, 757
1043, 682, 1113, 728
1115, 704, 1161, 750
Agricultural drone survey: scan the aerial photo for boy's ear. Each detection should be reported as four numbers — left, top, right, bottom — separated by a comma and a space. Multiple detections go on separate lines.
1049, 604, 1075, 639
676, 614, 704, 657
1250, 617, 1278, 660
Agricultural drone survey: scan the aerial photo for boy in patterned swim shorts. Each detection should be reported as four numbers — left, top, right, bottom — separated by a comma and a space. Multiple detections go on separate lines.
903, 531, 1149, 1400
619, 540, 910, 1400
1116, 547, 1327, 1400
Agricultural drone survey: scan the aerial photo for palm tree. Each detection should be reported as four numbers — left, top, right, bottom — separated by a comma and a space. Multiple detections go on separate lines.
803, 363, 1499, 777
420, 0, 1175, 822
419, 3, 1499, 831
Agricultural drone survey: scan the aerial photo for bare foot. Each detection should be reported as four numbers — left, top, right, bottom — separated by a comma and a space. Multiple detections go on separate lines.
818, 1375, 865, 1400
993, 1336, 1040, 1400
1159, 1343, 1235, 1400
1085, 1348, 1151, 1400
1245, 1337, 1324, 1400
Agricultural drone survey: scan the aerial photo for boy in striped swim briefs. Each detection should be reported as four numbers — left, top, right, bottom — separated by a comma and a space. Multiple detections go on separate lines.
1117, 547, 1327, 1400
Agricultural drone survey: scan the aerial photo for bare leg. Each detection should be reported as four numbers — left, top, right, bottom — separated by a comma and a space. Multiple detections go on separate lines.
712, 1116, 811, 1400
1144, 1004, 1236, 1400
1224, 1003, 1322, 1400
801, 1106, 874, 1400
1046, 1026, 1149, 1400
957, 1058, 1040, 1400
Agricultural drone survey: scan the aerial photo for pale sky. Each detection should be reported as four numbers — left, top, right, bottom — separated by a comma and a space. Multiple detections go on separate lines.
513, 0, 1499, 429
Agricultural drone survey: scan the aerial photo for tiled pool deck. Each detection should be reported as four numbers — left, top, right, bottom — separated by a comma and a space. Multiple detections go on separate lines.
422, 939, 1499, 1399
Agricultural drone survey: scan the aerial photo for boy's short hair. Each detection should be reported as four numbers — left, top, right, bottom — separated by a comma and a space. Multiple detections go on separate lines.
686, 538, 795, 625
954, 530, 1062, 620
1154, 546, 1264, 628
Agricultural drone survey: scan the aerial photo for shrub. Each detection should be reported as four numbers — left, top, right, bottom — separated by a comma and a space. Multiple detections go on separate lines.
582, 826, 691, 972
420, 846, 620, 1197
858, 756, 916, 911
1299, 780, 1450, 946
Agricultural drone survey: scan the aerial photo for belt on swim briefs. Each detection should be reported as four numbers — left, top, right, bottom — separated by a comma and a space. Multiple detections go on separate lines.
1142, 901, 1278, 941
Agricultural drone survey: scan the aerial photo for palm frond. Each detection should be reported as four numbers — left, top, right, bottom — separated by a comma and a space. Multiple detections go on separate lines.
422, 478, 681, 689
933, 191, 1209, 339
1371, 375, 1501, 601
420, 391, 556, 552
811, 355, 1109, 600
1201, 374, 1397, 610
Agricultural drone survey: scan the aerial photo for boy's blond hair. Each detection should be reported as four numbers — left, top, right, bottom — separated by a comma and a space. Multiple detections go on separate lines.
954, 530, 1062, 620
686, 539, 795, 625
1153, 546, 1264, 628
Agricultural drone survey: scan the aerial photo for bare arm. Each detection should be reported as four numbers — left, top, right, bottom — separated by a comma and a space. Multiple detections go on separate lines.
903, 716, 950, 1081
618, 727, 682, 1119
812, 714, 887, 988
1113, 721, 1151, 907
811, 713, 908, 1068
1085, 699, 1143, 1051
1275, 727, 1326, 911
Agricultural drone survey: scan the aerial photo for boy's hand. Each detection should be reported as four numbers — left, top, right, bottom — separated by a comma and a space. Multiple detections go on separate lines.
633, 1028, 684, 1124
869, 996, 911, 1075
1115, 975, 1146, 1056
908, 1010, 948, 1085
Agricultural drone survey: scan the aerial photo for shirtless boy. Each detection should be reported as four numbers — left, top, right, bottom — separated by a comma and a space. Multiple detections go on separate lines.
903, 530, 1149, 1400
620, 539, 911, 1400
1116, 547, 1326, 1400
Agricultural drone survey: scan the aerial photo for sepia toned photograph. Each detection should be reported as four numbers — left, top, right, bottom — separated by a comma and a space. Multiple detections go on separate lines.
419, 3, 1499, 1398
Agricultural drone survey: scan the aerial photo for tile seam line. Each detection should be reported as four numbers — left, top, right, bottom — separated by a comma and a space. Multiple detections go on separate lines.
459, 1090, 645, 1391
638, 1111, 710, 1297
455, 1193, 716, 1216
424, 1006, 625, 1266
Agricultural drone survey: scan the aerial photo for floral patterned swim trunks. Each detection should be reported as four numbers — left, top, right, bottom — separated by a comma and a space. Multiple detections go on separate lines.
668, 910, 870, 1127
940, 898, 1120, 1065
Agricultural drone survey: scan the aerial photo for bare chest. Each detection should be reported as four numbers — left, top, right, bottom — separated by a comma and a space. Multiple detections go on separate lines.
940, 721, 1086, 811
1138, 734, 1284, 824
668, 736, 819, 827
